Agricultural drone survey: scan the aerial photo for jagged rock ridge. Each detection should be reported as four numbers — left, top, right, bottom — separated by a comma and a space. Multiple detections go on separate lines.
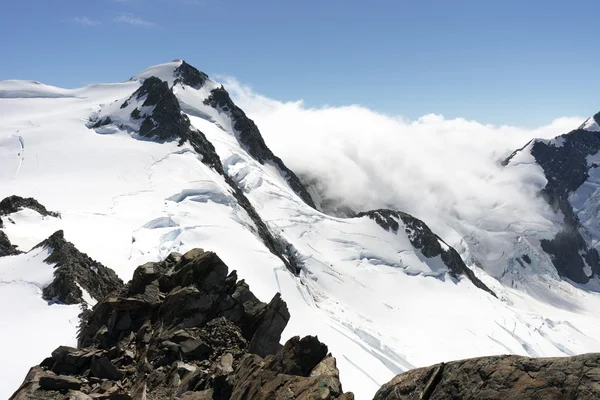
203, 86, 316, 209
35, 230, 123, 305
10, 249, 352, 400
374, 353, 600, 400
0, 230, 20, 257
357, 209, 496, 297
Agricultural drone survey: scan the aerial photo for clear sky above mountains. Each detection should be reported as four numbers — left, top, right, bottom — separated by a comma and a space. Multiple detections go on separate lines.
2, 0, 599, 126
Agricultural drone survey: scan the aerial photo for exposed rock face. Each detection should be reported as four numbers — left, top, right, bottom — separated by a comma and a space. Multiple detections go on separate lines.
357, 209, 496, 297
0, 195, 60, 228
504, 121, 600, 283
0, 230, 21, 257
35, 230, 123, 305
174, 61, 209, 89
10, 249, 351, 400
203, 86, 316, 209
374, 353, 600, 400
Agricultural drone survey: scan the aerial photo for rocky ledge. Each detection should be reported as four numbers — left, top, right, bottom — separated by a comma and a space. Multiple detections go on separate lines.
0, 230, 20, 256
37, 230, 123, 305
374, 353, 600, 400
10, 248, 352, 400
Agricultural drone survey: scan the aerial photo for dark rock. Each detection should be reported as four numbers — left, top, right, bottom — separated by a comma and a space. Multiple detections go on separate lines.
49, 346, 98, 374
0, 230, 21, 257
90, 356, 124, 380
358, 209, 496, 297
203, 86, 316, 209
12, 249, 352, 399
247, 293, 290, 357
129, 263, 159, 294
373, 353, 600, 400
0, 195, 60, 219
230, 336, 348, 399
180, 338, 212, 360
38, 374, 82, 391
174, 61, 209, 89
34, 230, 124, 305
504, 124, 600, 283
264, 335, 328, 377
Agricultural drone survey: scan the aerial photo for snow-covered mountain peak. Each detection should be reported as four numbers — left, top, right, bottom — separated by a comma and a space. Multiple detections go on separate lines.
130, 59, 213, 90
3, 63, 600, 399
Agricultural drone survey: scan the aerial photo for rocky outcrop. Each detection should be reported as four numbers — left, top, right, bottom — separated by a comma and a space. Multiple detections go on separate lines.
174, 61, 209, 89
35, 230, 123, 305
357, 209, 496, 297
374, 353, 600, 400
0, 195, 60, 228
10, 248, 351, 400
0, 195, 59, 256
0, 230, 21, 256
203, 86, 316, 209
504, 121, 600, 283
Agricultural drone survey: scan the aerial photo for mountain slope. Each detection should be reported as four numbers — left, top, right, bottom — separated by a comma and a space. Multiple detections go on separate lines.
2, 60, 600, 399
504, 113, 600, 284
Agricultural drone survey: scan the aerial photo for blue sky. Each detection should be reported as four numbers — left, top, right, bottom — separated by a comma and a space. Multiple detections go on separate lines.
1, 0, 599, 126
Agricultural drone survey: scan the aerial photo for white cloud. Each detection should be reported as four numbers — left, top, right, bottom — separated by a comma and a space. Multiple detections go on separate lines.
114, 14, 156, 27
73, 17, 100, 26
223, 77, 585, 276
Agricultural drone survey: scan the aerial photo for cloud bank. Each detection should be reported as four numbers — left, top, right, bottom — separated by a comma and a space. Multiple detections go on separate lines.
222, 78, 584, 276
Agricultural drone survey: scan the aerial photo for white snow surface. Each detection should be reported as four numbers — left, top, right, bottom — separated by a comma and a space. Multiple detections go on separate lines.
1, 62, 600, 399
581, 116, 600, 132
0, 248, 81, 398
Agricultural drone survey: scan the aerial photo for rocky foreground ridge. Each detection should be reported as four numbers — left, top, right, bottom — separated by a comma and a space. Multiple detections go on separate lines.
10, 249, 353, 400
10, 245, 600, 400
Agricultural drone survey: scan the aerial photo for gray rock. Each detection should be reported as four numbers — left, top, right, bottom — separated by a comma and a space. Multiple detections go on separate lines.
374, 353, 600, 400
90, 357, 123, 380
248, 293, 290, 357
0, 230, 21, 257
39, 374, 82, 390
0, 195, 60, 219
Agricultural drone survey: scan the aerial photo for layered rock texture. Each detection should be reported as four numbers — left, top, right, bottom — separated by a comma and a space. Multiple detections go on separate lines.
10, 249, 352, 400
374, 353, 600, 400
